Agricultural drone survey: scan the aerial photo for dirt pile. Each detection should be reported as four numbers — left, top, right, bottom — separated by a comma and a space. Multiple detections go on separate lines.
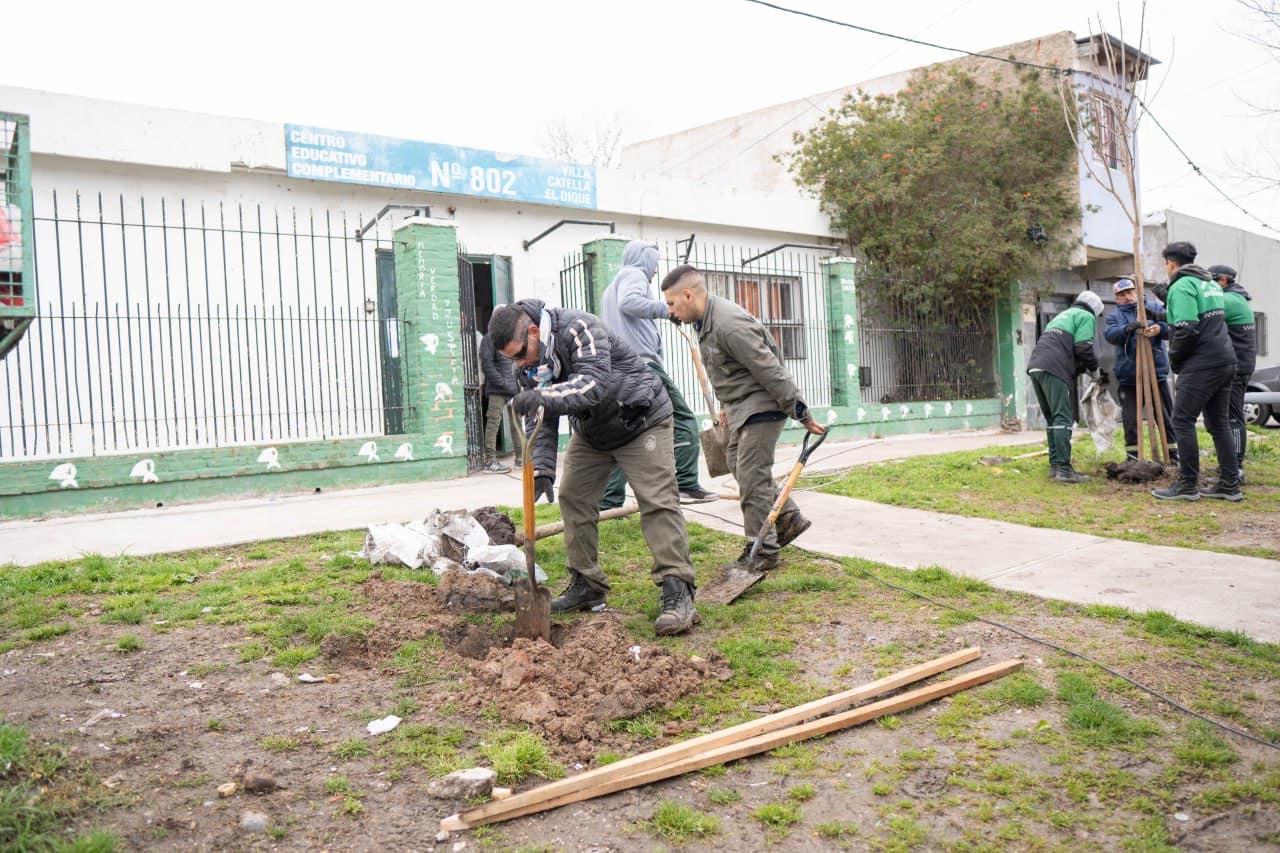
470, 506, 518, 546
461, 616, 731, 744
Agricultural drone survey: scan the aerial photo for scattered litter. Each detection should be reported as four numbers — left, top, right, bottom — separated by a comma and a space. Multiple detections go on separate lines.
153, 620, 169, 626
628, 645, 642, 663
217, 782, 238, 798
79, 708, 124, 732
1174, 812, 1190, 822
360, 508, 544, 583
188, 681, 204, 689
297, 673, 338, 684
366, 715, 402, 736
201, 606, 214, 614
102, 773, 125, 789
1, 669, 15, 676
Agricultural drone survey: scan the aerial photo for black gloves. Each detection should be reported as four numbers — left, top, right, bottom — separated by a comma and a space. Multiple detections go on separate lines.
1125, 321, 1142, 334
511, 390, 543, 417
533, 475, 555, 504
1099, 370, 1111, 384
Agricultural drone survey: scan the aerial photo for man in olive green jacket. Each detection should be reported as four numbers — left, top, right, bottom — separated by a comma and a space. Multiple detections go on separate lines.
662, 264, 826, 571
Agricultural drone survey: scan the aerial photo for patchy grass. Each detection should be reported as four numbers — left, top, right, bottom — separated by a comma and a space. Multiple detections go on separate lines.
645, 801, 720, 845
114, 634, 143, 654
819, 427, 1280, 559
477, 731, 565, 785
2, 514, 1279, 851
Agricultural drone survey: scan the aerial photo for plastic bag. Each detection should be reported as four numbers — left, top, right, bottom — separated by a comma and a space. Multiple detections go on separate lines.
1078, 374, 1120, 455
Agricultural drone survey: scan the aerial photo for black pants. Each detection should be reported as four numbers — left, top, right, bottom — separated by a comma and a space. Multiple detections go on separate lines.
1171, 364, 1237, 484
1228, 371, 1252, 469
1117, 380, 1175, 459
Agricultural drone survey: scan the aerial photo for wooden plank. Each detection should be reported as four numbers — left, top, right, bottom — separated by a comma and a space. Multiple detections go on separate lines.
444, 658, 1021, 830
440, 647, 982, 831
532, 504, 639, 541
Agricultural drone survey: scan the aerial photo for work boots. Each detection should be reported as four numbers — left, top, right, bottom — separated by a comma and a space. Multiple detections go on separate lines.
654, 577, 698, 636
774, 512, 812, 549
1152, 478, 1201, 501
1051, 465, 1091, 484
733, 546, 780, 572
550, 571, 607, 614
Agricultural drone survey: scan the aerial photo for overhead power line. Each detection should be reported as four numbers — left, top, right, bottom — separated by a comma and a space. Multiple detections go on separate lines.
738, 0, 1276, 233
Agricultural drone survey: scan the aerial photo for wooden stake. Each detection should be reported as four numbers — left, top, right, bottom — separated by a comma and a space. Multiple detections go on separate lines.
443, 658, 1022, 831
440, 648, 983, 831
532, 504, 639, 541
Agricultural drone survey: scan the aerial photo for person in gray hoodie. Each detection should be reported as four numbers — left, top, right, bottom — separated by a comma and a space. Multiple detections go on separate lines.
598, 240, 716, 507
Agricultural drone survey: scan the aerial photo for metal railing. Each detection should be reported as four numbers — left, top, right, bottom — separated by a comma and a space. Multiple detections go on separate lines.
0, 191, 401, 460
856, 263, 998, 403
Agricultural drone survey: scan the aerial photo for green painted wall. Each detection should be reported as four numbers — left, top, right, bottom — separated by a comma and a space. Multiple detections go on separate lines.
996, 280, 1028, 424
823, 258, 859, 406
582, 236, 629, 311
0, 218, 468, 520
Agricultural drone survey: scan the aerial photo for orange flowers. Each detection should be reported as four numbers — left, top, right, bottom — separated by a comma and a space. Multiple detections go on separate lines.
882, 153, 893, 159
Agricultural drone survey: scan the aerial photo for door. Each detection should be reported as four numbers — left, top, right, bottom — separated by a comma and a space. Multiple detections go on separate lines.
457, 253, 485, 472
375, 250, 405, 435
491, 255, 514, 308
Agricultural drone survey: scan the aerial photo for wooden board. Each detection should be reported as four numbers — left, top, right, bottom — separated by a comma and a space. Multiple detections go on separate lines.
440, 647, 982, 831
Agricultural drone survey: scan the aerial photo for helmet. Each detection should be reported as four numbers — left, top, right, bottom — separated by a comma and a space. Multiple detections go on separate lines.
1075, 290, 1104, 317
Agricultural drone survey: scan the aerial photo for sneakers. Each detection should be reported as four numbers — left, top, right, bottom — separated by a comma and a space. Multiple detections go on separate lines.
550, 571, 607, 614
1152, 479, 1201, 501
1199, 479, 1244, 502
775, 512, 812, 548
678, 485, 719, 504
481, 460, 511, 474
1051, 465, 1091, 484
654, 577, 698, 636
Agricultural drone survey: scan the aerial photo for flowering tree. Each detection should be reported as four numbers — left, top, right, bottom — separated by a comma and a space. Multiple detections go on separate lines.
785, 65, 1079, 315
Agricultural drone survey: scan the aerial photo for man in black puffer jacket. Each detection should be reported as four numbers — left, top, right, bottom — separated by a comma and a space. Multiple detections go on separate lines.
488, 300, 698, 636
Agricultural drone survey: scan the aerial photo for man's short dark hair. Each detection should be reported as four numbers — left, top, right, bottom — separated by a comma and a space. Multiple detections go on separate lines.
1161, 241, 1197, 267
661, 264, 701, 292
487, 303, 529, 350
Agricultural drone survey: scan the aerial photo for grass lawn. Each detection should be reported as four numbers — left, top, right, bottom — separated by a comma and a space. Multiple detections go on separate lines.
818, 426, 1280, 560
2, 508, 1279, 850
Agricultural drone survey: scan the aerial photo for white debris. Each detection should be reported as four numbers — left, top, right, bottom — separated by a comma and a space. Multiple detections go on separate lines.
79, 708, 124, 733
628, 645, 642, 663
360, 509, 545, 583
366, 715, 402, 736
1174, 812, 1190, 822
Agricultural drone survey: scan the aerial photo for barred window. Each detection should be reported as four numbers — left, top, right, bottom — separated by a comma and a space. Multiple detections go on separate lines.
1091, 96, 1120, 170
703, 271, 806, 359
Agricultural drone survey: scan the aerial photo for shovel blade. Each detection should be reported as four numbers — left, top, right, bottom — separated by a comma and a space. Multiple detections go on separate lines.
513, 583, 553, 642
698, 563, 769, 606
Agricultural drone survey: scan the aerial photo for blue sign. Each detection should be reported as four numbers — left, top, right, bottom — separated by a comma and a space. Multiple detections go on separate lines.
285, 125, 596, 210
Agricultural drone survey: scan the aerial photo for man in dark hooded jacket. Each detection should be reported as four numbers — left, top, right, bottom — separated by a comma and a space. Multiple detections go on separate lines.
1026, 291, 1104, 484
1209, 264, 1257, 479
598, 240, 715, 508
1102, 278, 1174, 461
1152, 242, 1240, 501
487, 299, 699, 636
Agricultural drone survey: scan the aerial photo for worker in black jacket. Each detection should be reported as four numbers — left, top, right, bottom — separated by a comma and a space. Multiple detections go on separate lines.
1153, 243, 1240, 502
479, 331, 521, 473
1209, 264, 1258, 479
487, 300, 699, 636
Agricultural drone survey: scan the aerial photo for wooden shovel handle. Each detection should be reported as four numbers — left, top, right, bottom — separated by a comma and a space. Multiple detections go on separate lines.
675, 325, 718, 418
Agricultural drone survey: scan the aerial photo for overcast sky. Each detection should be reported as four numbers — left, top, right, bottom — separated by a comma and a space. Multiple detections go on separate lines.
7, 0, 1278, 239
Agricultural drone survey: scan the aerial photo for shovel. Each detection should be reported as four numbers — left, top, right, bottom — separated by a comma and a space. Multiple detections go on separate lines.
513, 404, 552, 642
675, 326, 730, 477
699, 428, 828, 606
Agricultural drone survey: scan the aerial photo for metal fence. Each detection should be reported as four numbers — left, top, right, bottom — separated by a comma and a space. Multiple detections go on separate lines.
0, 191, 401, 460
561, 241, 834, 419
856, 263, 998, 403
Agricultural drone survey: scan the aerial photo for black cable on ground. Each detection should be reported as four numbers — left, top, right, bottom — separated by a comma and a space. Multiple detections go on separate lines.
682, 505, 1278, 750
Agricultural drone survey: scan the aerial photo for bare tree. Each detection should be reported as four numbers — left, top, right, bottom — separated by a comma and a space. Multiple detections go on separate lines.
1057, 3, 1171, 462
1229, 0, 1280, 187
542, 115, 625, 168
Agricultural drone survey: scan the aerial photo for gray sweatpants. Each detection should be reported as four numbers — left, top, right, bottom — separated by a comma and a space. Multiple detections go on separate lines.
728, 417, 799, 558
559, 418, 697, 593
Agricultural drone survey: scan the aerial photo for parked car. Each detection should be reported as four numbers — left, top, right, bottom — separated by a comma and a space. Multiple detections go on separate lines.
1245, 364, 1280, 426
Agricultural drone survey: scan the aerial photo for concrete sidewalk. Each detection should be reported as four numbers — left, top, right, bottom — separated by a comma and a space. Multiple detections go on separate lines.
3, 427, 1276, 643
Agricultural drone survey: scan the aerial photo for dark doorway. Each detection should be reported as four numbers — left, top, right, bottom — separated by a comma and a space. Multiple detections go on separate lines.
375, 249, 404, 435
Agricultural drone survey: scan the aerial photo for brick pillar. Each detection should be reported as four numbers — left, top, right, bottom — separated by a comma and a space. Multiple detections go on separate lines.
581, 236, 630, 312
996, 280, 1027, 425
822, 258, 860, 406
393, 217, 468, 472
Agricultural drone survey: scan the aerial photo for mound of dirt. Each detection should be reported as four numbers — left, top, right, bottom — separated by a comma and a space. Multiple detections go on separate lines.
461, 616, 730, 743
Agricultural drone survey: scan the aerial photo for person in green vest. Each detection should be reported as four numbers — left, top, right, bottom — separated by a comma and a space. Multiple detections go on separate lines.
1209, 264, 1257, 482
1152, 242, 1240, 501
1026, 291, 1104, 484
